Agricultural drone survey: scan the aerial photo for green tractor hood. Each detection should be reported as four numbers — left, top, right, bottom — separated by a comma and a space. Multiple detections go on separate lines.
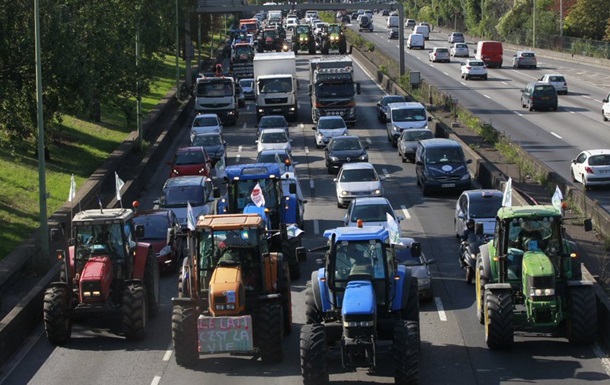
522, 251, 555, 279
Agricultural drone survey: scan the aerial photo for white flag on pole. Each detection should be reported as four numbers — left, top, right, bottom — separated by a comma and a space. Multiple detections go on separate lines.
502, 177, 512, 207
387, 213, 401, 245
187, 201, 196, 231
552, 185, 563, 211
68, 174, 76, 202
115, 172, 125, 201
250, 182, 266, 207
214, 156, 226, 179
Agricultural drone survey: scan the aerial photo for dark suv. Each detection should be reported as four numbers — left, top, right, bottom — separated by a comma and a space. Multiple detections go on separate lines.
358, 15, 373, 32
521, 82, 558, 112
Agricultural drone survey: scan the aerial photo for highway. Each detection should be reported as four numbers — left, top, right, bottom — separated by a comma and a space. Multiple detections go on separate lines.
1, 49, 609, 385
356, 13, 610, 213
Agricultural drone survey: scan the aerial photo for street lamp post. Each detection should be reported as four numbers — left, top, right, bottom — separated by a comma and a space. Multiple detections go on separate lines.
533, 0, 536, 48
136, 17, 142, 151
175, 0, 180, 99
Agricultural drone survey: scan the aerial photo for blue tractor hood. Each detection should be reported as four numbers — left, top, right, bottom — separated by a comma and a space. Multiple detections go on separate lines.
341, 280, 376, 317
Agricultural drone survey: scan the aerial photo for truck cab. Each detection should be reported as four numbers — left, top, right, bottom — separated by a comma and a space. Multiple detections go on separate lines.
194, 76, 239, 126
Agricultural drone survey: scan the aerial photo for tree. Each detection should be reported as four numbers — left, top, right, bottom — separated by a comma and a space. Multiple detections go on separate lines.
564, 0, 610, 40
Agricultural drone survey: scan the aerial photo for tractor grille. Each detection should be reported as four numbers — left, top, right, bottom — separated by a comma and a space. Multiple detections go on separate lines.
343, 314, 375, 339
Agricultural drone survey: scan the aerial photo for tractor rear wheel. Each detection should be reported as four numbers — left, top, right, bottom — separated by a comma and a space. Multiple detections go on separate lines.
122, 283, 147, 341
402, 277, 419, 323
258, 303, 284, 363
300, 323, 329, 385
567, 285, 597, 345
172, 303, 199, 366
476, 256, 489, 324
144, 249, 160, 318
43, 286, 72, 345
338, 38, 347, 54
484, 289, 513, 349
393, 320, 419, 385
305, 280, 322, 324
321, 40, 330, 55
280, 262, 293, 335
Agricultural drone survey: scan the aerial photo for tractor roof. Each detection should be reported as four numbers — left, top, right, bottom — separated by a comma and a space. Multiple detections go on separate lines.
497, 205, 561, 219
72, 208, 135, 224
323, 226, 389, 242
196, 214, 263, 230
225, 163, 282, 180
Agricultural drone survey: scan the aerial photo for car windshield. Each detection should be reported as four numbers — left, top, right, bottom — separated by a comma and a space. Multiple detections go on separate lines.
193, 116, 218, 127
257, 152, 289, 164
456, 43, 467, 48
319, 119, 346, 130
351, 203, 393, 222
392, 108, 427, 122
549, 76, 565, 82
196, 81, 233, 97
261, 132, 287, 143
259, 117, 286, 128
426, 148, 464, 164
316, 83, 356, 97
296, 25, 310, 34
175, 150, 205, 165
533, 85, 556, 95
383, 96, 404, 106
401, 130, 433, 141
192, 135, 222, 147
469, 196, 503, 218
133, 216, 169, 240
588, 155, 610, 166
332, 139, 362, 151
163, 186, 204, 207
436, 49, 449, 53
521, 52, 535, 57
341, 168, 378, 182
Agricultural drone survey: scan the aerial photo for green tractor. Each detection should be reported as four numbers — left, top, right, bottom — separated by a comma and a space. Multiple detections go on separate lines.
319, 24, 348, 55
291, 24, 316, 55
475, 205, 597, 349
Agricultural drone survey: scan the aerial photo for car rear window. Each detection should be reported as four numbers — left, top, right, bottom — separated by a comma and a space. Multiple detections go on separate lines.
521, 52, 536, 57
194, 117, 218, 127
437, 48, 449, 53
402, 130, 433, 141
470, 61, 485, 67
588, 155, 610, 166
533, 85, 556, 95
549, 76, 565, 82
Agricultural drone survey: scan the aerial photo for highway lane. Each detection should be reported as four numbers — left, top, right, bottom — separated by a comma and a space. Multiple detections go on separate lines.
1, 54, 609, 385
357, 14, 610, 210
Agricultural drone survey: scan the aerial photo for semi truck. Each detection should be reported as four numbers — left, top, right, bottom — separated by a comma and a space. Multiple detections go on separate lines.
194, 75, 239, 126
309, 56, 361, 125
253, 52, 298, 121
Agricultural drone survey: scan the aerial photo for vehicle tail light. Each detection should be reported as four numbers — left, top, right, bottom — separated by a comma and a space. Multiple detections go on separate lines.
585, 166, 594, 174
466, 66, 471, 70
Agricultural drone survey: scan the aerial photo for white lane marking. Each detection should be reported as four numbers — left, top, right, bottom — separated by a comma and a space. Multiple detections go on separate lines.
242, 122, 247, 129
514, 111, 523, 117
400, 205, 411, 220
300, 123, 305, 129
434, 297, 448, 321
550, 132, 562, 139
162, 346, 173, 361
593, 344, 610, 377
460, 82, 466, 86
151, 376, 162, 385
366, 137, 372, 144
310, 179, 315, 189
382, 168, 390, 178
483, 94, 491, 99
314, 219, 320, 235
305, 146, 310, 155
502, 81, 509, 85
238, 145, 243, 153
582, 95, 592, 100
443, 72, 449, 76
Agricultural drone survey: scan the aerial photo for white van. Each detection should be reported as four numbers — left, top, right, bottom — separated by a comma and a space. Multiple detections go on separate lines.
387, 15, 399, 28
407, 33, 425, 50
414, 25, 429, 40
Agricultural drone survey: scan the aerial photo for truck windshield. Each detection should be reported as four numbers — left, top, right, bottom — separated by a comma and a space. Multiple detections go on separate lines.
232, 179, 279, 211
316, 83, 354, 97
196, 81, 234, 97
259, 78, 292, 93
234, 46, 251, 56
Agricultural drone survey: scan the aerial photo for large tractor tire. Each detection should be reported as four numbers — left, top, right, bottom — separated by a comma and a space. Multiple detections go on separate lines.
280, 262, 293, 335
305, 279, 322, 324
144, 249, 160, 318
292, 42, 298, 54
567, 285, 597, 345
172, 303, 199, 366
402, 277, 419, 323
300, 323, 329, 385
475, 255, 490, 324
308, 39, 316, 55
177, 258, 191, 298
321, 40, 330, 55
484, 289, 514, 349
43, 286, 72, 345
393, 320, 419, 385
338, 38, 347, 55
122, 283, 147, 341
258, 303, 284, 363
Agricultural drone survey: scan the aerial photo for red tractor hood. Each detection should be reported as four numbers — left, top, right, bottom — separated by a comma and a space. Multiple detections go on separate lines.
80, 256, 113, 302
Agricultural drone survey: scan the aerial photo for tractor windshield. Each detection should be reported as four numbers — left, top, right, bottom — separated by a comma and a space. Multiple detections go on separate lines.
75, 222, 128, 261
296, 25, 310, 34
328, 25, 342, 34
230, 178, 280, 211
333, 240, 387, 286
507, 216, 560, 253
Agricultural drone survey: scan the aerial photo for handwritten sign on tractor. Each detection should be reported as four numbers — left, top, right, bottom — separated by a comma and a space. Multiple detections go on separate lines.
198, 315, 253, 353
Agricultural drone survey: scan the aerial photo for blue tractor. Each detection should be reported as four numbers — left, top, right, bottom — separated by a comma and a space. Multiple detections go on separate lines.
216, 163, 306, 279
301, 225, 420, 385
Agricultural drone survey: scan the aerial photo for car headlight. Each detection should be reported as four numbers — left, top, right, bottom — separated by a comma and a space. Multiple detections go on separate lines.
460, 173, 471, 181
372, 189, 382, 195
341, 190, 348, 196
392, 125, 400, 132
330, 156, 339, 161
317, 133, 324, 139
359, 155, 368, 161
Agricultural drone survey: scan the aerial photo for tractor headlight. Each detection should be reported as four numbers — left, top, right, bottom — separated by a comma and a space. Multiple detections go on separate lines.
531, 288, 555, 297
343, 320, 374, 328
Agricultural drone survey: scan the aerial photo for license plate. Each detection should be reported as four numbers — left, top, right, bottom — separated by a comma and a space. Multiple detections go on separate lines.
272, 108, 282, 112
441, 183, 456, 188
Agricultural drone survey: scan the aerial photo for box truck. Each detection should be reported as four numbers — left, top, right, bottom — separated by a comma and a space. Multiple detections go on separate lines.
253, 52, 298, 121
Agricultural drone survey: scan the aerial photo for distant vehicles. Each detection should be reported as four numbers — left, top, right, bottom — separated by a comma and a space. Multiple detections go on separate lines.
397, 128, 434, 163
604, 92, 610, 121
570, 149, 610, 188
460, 59, 488, 80
133, 209, 184, 272
450, 43, 469, 58
393, 237, 435, 301
256, 149, 297, 172
256, 114, 290, 137
388, 28, 399, 39
429, 47, 450, 63
521, 82, 558, 111
155, 175, 215, 230
407, 33, 425, 49
513, 51, 537, 69
239, 78, 255, 99
190, 133, 226, 167
538, 74, 568, 95
404, 19, 416, 29
334, 163, 384, 208
475, 41, 503, 68
190, 113, 223, 142
256, 128, 292, 154
448, 32, 465, 44
168, 146, 212, 178
358, 15, 373, 32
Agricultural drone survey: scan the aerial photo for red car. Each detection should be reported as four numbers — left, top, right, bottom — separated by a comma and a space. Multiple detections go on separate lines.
133, 209, 184, 272
168, 146, 211, 178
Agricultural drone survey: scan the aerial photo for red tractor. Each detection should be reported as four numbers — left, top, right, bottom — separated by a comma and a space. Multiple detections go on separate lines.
43, 207, 160, 344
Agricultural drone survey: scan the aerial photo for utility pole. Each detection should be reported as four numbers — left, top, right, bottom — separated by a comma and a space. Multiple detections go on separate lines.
532, 0, 536, 48
175, 0, 180, 98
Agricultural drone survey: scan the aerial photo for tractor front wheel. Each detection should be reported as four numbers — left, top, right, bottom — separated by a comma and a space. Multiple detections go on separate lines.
258, 303, 284, 363
484, 289, 513, 349
393, 320, 419, 385
567, 285, 597, 345
43, 286, 72, 345
305, 280, 322, 324
122, 283, 147, 341
172, 303, 199, 366
300, 323, 329, 385
476, 256, 489, 324
144, 249, 160, 318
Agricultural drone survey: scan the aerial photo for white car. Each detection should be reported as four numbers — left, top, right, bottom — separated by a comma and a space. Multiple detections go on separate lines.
285, 18, 298, 31
191, 113, 222, 142
570, 149, 610, 188
460, 59, 488, 80
343, 197, 403, 228
313, 116, 349, 148
450, 43, 469, 58
256, 128, 292, 154
604, 91, 610, 121
429, 47, 450, 63
538, 74, 568, 95
334, 162, 383, 208
313, 22, 328, 36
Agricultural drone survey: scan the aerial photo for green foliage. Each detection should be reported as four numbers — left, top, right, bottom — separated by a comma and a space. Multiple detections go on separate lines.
564, 0, 610, 40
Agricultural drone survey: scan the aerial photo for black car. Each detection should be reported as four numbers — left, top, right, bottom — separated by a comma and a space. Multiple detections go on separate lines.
133, 209, 184, 272
341, 14, 351, 23
190, 132, 226, 167
388, 28, 399, 39
382, 9, 390, 16
256, 114, 290, 137
521, 82, 558, 112
351, 12, 359, 20
324, 135, 369, 174
377, 94, 406, 123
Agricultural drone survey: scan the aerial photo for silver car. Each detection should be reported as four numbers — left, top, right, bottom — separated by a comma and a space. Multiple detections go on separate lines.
190, 113, 223, 143
313, 116, 349, 148
450, 43, 469, 58
334, 162, 383, 208
393, 237, 435, 301
512, 51, 537, 69
429, 47, 450, 63
398, 128, 434, 163
448, 32, 465, 44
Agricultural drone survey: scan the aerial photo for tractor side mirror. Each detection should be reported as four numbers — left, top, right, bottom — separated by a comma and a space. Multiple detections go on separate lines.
475, 222, 484, 236
166, 227, 175, 245
583, 218, 592, 232
410, 242, 421, 258
135, 224, 145, 239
